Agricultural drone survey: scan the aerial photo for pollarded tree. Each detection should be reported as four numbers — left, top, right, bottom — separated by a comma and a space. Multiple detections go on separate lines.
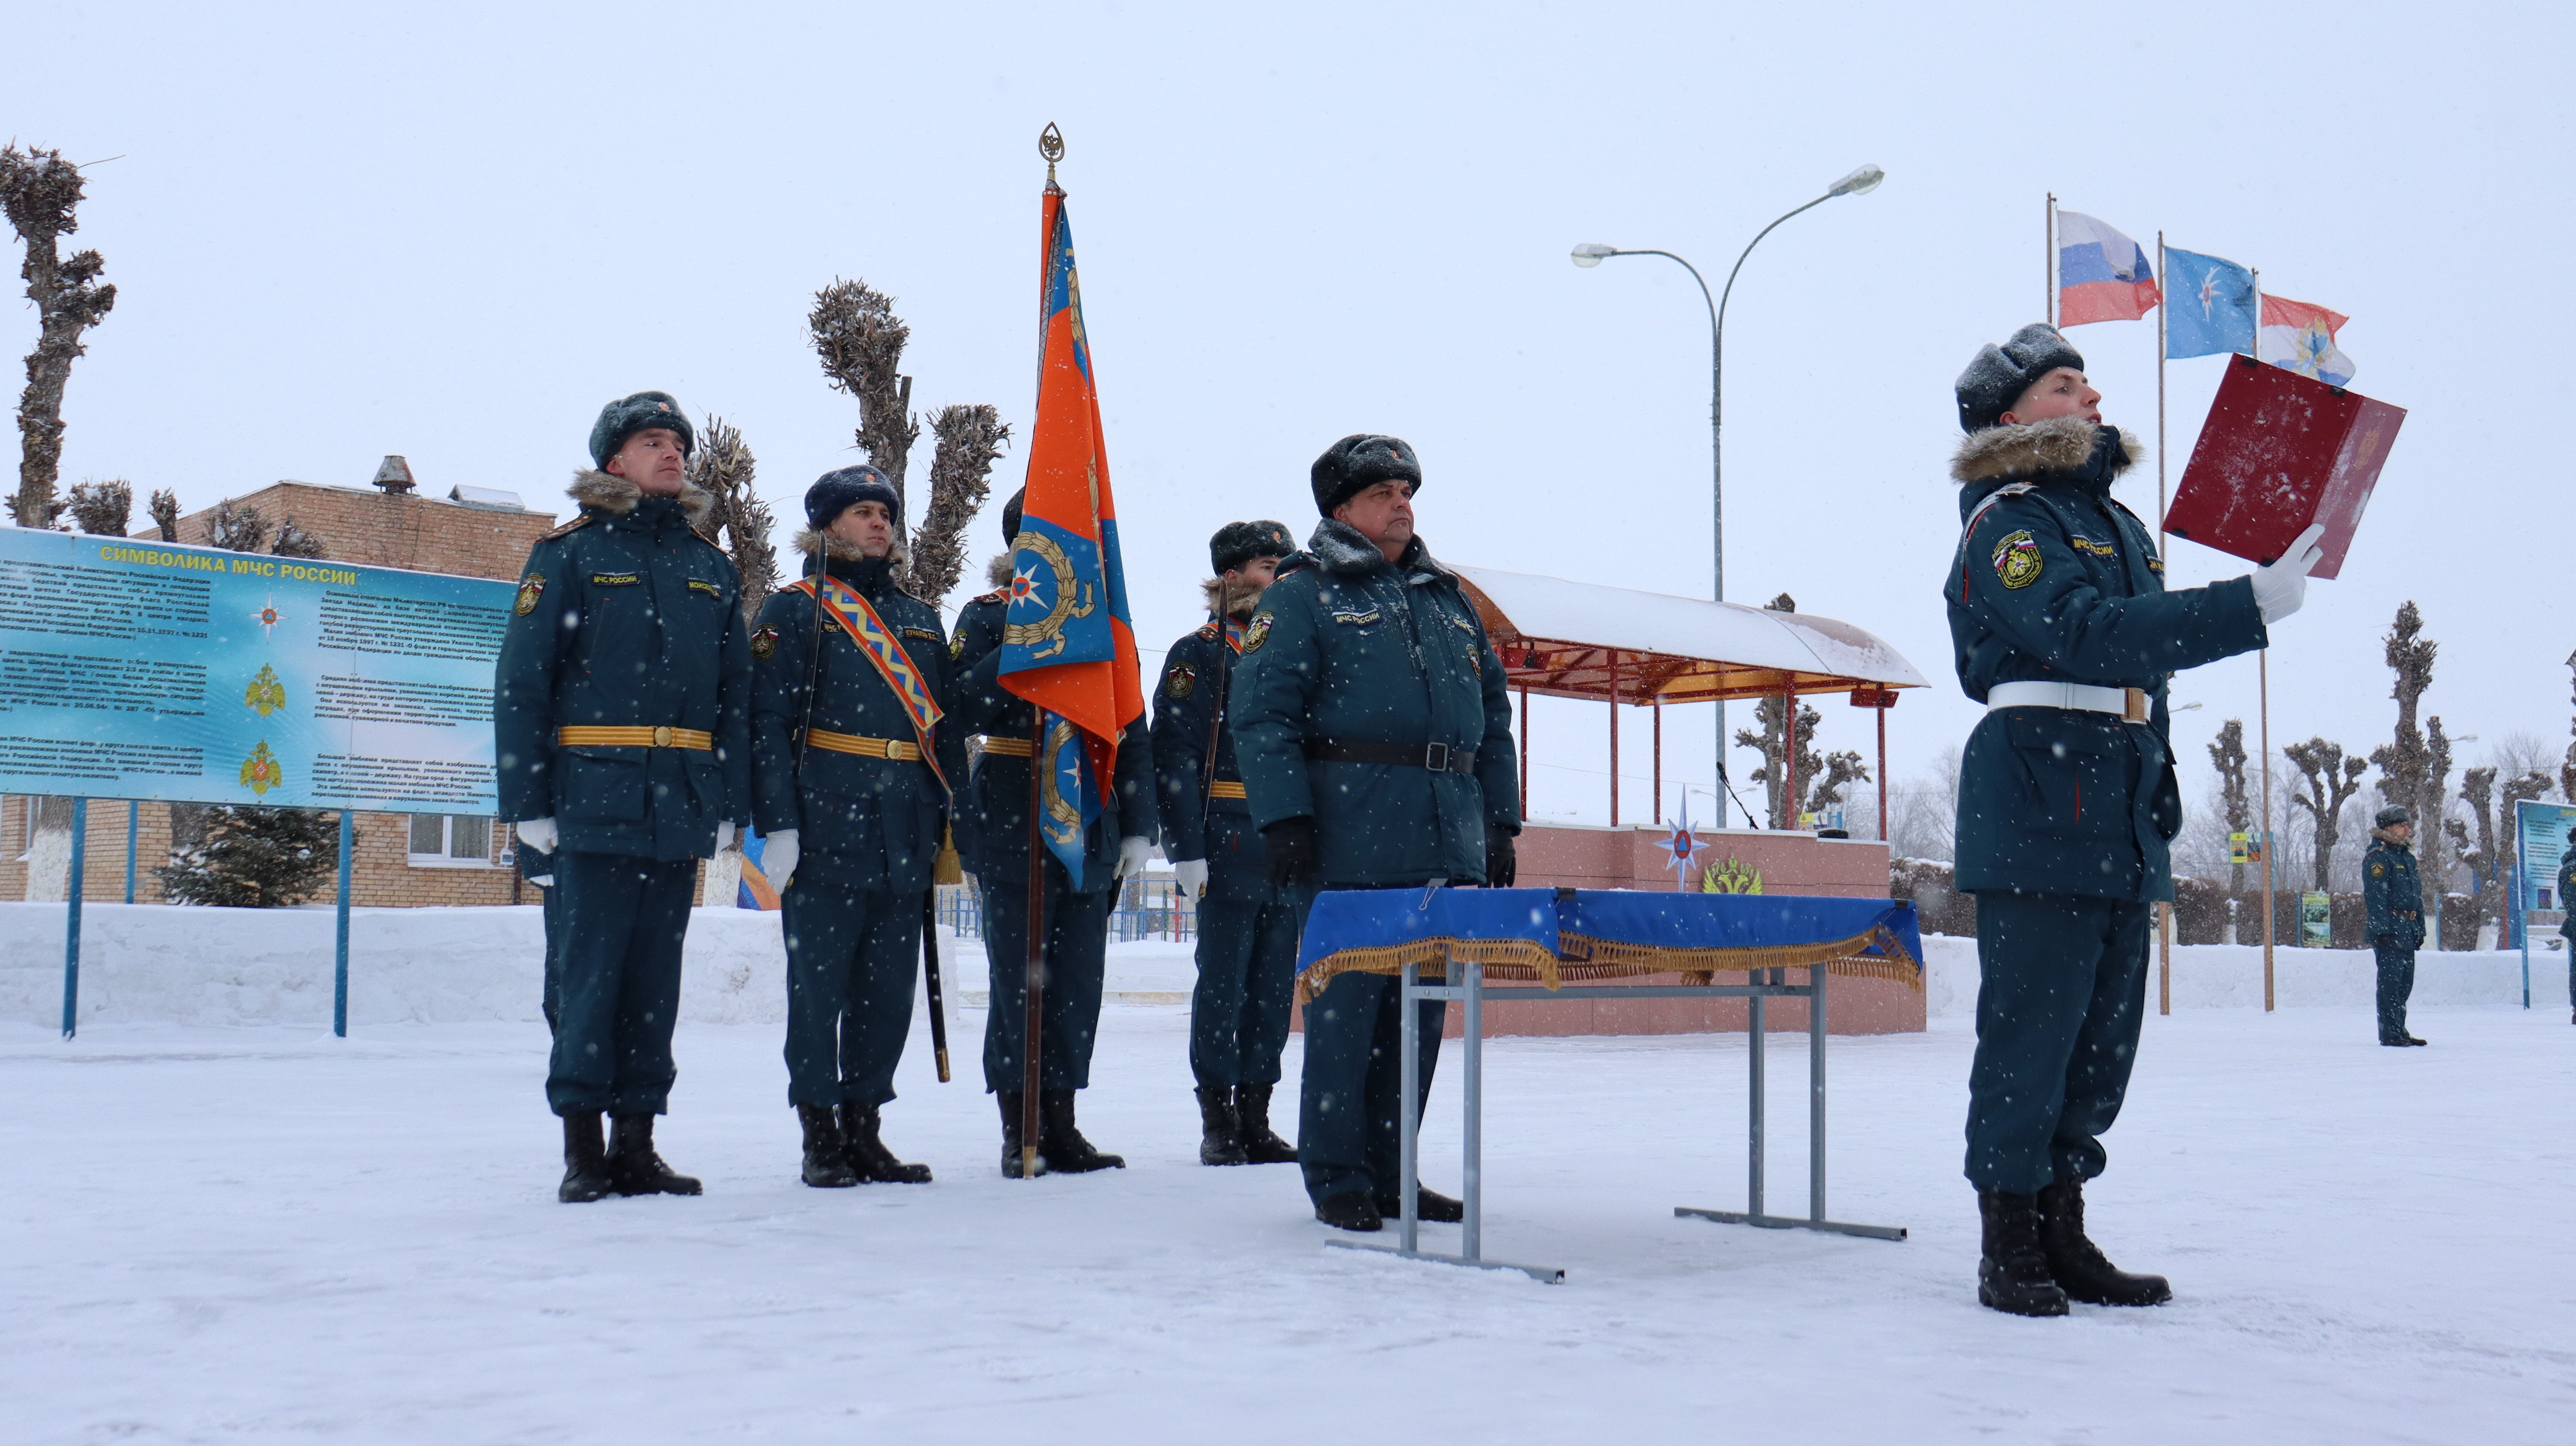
2209, 718, 2251, 896
63, 478, 130, 535
2284, 737, 2368, 892
2370, 601, 2438, 845
2, 146, 116, 532
684, 416, 776, 622
146, 487, 179, 541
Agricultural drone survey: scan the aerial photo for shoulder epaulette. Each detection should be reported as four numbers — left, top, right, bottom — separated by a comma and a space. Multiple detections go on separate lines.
1961, 482, 2038, 538
541, 514, 594, 541
1196, 623, 1219, 641
974, 588, 1009, 605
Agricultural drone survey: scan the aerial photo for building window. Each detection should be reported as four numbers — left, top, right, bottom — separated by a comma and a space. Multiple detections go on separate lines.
407, 814, 497, 868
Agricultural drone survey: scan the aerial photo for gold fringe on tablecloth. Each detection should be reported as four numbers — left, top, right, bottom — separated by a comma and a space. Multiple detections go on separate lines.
1296, 924, 1922, 1005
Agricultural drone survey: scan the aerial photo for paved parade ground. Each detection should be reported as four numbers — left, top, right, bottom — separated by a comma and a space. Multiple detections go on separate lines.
6, 999, 2569, 1443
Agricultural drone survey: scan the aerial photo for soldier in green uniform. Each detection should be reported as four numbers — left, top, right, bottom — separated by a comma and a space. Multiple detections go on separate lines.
495, 391, 753, 1203
518, 845, 564, 1033
1151, 519, 1301, 1167
1230, 435, 1519, 1233
2557, 832, 2576, 1025
2363, 805, 2428, 1047
952, 489, 1157, 1176
1944, 327, 2327, 1313
750, 466, 967, 1188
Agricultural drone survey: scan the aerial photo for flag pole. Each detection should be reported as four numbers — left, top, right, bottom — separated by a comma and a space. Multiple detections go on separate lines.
1022, 720, 1047, 1176
2261, 651, 2276, 1011
2045, 193, 2057, 324
2157, 229, 2172, 1018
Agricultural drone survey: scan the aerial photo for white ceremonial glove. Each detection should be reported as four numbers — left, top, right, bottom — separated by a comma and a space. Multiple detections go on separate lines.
714, 820, 738, 855
1174, 858, 1210, 898
761, 829, 800, 890
514, 817, 559, 856
2248, 523, 2329, 625
1114, 836, 1153, 886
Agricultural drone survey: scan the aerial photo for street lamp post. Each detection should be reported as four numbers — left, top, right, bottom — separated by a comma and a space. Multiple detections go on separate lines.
1572, 162, 1883, 829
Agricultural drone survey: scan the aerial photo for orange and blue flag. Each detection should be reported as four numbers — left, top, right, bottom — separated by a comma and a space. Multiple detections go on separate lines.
998, 184, 1143, 885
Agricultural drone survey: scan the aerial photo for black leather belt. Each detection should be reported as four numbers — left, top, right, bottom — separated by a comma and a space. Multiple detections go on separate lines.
1301, 738, 1477, 774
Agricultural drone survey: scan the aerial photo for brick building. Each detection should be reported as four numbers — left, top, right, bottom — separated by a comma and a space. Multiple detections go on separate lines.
4, 466, 569, 907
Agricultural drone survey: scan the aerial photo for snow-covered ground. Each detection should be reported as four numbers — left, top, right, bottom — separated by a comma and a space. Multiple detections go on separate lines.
6, 996, 2570, 1442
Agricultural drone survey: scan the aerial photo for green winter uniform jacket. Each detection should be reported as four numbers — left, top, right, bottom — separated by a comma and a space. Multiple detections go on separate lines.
950, 556, 1157, 895
2363, 832, 2427, 948
1943, 417, 2268, 901
1229, 520, 1518, 887
494, 471, 753, 860
1151, 592, 1268, 899
747, 536, 968, 896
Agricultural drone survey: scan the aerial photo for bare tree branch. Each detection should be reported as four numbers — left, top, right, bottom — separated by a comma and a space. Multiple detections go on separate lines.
146, 487, 179, 541
903, 403, 1010, 608
0, 146, 115, 531
63, 478, 129, 535
683, 416, 775, 622
808, 278, 919, 495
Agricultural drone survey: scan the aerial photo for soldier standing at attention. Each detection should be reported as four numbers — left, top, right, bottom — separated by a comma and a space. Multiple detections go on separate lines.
1151, 519, 1302, 1167
496, 392, 753, 1203
1230, 435, 1519, 1234
2558, 832, 2576, 1025
749, 466, 966, 1188
952, 489, 1157, 1176
1946, 326, 2327, 1313
2362, 805, 2429, 1047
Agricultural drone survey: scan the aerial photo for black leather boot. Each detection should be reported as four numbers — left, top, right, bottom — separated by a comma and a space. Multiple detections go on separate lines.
559, 1112, 611, 1203
1037, 1088, 1124, 1173
1375, 1185, 1465, 1223
1314, 1192, 1382, 1232
840, 1103, 932, 1184
1236, 1083, 1298, 1164
1196, 1086, 1249, 1166
606, 1114, 703, 1197
1977, 1189, 2069, 1317
2036, 1178, 2172, 1306
797, 1104, 858, 1188
998, 1090, 1039, 1179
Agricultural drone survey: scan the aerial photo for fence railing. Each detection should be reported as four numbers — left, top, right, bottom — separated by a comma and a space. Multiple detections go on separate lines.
936, 874, 1197, 945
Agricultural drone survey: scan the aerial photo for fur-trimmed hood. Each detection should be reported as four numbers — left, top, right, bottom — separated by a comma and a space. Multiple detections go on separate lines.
1949, 416, 2143, 486
2369, 826, 2416, 850
987, 552, 1016, 589
1305, 517, 1454, 580
1200, 576, 1265, 617
569, 468, 716, 527
795, 525, 908, 569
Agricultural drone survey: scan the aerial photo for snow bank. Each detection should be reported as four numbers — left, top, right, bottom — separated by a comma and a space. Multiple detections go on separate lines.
1921, 932, 2549, 1018
0, 902, 1211, 1031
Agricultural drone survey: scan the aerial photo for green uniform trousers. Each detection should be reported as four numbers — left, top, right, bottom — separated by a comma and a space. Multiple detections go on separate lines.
782, 878, 923, 1108
2374, 941, 2416, 1042
1295, 884, 1446, 1208
1965, 890, 2152, 1194
978, 857, 1110, 1093
1188, 893, 1301, 1089
545, 851, 697, 1118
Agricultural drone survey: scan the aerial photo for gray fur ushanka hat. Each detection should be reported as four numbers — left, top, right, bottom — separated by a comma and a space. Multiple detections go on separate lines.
805, 464, 898, 531
2376, 805, 2415, 829
1210, 519, 1294, 574
589, 391, 697, 468
1955, 325, 2085, 433
1310, 434, 1421, 515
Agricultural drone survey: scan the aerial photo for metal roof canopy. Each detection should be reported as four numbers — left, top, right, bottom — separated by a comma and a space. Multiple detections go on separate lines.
1452, 564, 1930, 705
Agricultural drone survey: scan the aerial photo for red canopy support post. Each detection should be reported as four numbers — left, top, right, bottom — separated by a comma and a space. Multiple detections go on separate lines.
1781, 683, 1797, 829
1876, 699, 1888, 842
1607, 649, 1621, 827
1653, 697, 1663, 825
1517, 684, 1530, 820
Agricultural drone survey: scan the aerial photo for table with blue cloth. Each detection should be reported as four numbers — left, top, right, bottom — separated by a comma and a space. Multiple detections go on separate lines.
1297, 886, 1922, 1282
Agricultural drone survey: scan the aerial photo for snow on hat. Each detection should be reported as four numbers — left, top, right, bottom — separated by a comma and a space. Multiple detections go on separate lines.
2376, 805, 2415, 828
1210, 519, 1294, 574
589, 391, 697, 468
1954, 325, 2086, 434
805, 464, 899, 531
1311, 434, 1421, 515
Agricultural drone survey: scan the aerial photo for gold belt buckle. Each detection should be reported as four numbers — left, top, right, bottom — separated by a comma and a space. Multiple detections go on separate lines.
2122, 687, 2148, 724
652, 725, 674, 748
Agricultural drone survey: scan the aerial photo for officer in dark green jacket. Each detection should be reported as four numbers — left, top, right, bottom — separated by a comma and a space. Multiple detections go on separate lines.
1152, 519, 1301, 1168
2557, 835, 2576, 1024
952, 489, 1157, 1177
1944, 326, 2326, 1315
495, 391, 753, 1204
750, 466, 969, 1188
2362, 806, 2428, 1046
1230, 435, 1519, 1234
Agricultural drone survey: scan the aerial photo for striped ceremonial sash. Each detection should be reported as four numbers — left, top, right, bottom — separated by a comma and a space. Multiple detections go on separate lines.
792, 576, 948, 796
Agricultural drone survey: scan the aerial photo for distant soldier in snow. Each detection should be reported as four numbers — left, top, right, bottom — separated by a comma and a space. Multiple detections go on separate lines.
748, 467, 966, 1187
1944, 326, 2326, 1315
495, 392, 753, 1204
2363, 805, 2428, 1047
1230, 435, 1519, 1233
1151, 519, 1302, 1167
2559, 834, 2576, 1025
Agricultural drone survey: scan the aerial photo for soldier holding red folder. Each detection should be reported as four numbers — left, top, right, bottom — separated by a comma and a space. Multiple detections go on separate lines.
1943, 325, 2327, 1316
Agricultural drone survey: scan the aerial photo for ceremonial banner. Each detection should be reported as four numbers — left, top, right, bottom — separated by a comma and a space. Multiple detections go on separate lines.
0, 528, 509, 812
2056, 210, 2162, 326
996, 181, 1143, 886
2163, 246, 2258, 359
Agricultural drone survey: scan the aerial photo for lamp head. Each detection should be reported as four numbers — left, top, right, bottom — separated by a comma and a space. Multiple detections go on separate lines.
1828, 164, 1885, 197
1570, 242, 1618, 268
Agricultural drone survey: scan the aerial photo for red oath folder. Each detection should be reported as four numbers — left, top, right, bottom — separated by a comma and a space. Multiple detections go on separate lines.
2163, 353, 2405, 580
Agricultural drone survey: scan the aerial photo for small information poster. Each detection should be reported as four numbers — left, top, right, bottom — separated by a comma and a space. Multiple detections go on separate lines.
2515, 800, 2576, 915
2299, 891, 2331, 946
0, 528, 509, 812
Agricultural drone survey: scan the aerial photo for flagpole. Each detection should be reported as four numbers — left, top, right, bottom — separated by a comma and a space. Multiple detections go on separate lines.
2250, 267, 2261, 358
2262, 651, 2276, 1012
2157, 231, 2172, 1018
2045, 193, 2057, 324
1022, 720, 1047, 1176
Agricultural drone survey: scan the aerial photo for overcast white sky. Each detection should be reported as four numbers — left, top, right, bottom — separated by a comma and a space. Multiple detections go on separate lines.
11, 1, 2569, 835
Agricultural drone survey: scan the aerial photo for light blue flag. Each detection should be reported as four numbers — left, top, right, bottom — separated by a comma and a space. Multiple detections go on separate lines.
2163, 247, 2257, 358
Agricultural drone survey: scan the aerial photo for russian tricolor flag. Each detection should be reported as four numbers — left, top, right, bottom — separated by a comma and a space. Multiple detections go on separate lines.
2057, 211, 2162, 327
